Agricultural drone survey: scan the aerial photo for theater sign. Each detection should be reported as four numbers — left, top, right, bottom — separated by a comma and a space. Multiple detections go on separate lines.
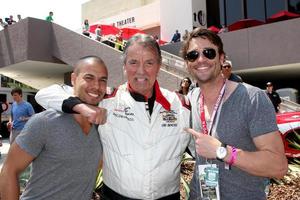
96, 1, 160, 29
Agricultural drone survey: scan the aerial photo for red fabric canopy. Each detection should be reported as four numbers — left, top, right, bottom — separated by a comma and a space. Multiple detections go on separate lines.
90, 24, 120, 35
100, 25, 120, 35
228, 19, 265, 31
120, 27, 144, 40
207, 26, 220, 33
267, 10, 300, 23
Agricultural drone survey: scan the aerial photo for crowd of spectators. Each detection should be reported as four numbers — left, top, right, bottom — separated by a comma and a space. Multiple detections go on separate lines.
0, 15, 21, 29
0, 13, 175, 50
1, 11, 54, 30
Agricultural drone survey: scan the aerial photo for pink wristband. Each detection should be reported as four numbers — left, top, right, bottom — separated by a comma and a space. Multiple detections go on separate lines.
228, 146, 237, 166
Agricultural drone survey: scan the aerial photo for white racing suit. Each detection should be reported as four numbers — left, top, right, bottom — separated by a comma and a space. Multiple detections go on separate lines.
35, 82, 194, 199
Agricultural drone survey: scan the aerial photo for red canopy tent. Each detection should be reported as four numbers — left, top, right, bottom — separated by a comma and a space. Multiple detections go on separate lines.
89, 24, 120, 35
100, 24, 120, 35
277, 112, 300, 158
267, 10, 300, 23
89, 24, 98, 33
228, 19, 265, 31
207, 26, 220, 34
120, 27, 144, 40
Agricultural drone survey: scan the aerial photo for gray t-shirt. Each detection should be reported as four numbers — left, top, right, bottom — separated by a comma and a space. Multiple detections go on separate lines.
189, 83, 278, 200
16, 109, 102, 200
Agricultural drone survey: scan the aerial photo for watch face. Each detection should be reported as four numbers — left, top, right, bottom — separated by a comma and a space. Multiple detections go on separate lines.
217, 147, 227, 159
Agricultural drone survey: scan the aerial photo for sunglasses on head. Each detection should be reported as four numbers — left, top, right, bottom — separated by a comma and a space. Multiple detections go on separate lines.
185, 48, 217, 62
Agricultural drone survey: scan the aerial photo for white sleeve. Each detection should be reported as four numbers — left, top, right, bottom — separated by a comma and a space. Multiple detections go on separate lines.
35, 84, 74, 112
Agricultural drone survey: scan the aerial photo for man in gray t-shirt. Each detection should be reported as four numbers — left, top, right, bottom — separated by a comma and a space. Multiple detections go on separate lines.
181, 28, 287, 200
0, 56, 108, 199
188, 84, 279, 199
17, 110, 102, 199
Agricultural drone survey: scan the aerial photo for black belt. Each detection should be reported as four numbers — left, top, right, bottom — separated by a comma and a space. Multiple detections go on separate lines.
100, 184, 180, 200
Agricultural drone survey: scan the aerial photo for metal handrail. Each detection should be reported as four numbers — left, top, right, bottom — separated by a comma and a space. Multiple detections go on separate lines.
161, 50, 184, 61
161, 50, 187, 73
280, 98, 300, 112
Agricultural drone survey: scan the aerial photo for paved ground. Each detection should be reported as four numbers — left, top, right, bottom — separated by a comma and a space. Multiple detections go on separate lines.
0, 138, 10, 170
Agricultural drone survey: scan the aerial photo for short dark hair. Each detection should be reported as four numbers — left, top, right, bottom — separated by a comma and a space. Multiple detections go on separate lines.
11, 88, 23, 96
178, 77, 192, 94
181, 28, 225, 60
180, 77, 192, 86
73, 55, 107, 75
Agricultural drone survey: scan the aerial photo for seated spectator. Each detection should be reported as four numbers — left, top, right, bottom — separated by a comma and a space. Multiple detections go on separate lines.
171, 30, 181, 43
222, 60, 243, 82
95, 25, 102, 41
0, 18, 8, 29
5, 15, 16, 25
177, 77, 192, 95
45, 12, 54, 22
82, 19, 90, 37
182, 29, 189, 40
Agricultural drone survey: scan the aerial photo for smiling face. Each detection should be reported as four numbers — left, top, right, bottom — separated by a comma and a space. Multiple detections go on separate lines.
181, 79, 191, 88
124, 42, 161, 98
186, 37, 224, 84
72, 58, 108, 105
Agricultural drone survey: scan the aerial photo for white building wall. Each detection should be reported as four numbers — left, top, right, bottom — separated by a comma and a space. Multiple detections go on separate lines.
94, 1, 160, 29
160, 0, 193, 42
82, 0, 157, 23
82, 0, 207, 42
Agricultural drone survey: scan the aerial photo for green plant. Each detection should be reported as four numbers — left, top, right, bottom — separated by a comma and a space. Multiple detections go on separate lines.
180, 152, 195, 199
94, 169, 103, 190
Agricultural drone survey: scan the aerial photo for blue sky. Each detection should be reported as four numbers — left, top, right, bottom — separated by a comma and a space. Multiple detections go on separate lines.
1, 0, 89, 30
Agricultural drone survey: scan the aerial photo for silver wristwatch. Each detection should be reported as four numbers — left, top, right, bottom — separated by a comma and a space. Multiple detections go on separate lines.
216, 143, 227, 162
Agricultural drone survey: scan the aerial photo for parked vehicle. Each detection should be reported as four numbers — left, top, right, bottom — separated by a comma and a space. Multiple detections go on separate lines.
277, 88, 299, 103
277, 111, 300, 159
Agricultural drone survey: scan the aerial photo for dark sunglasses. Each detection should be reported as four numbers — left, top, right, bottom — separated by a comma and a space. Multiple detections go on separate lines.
222, 65, 231, 69
185, 48, 217, 62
